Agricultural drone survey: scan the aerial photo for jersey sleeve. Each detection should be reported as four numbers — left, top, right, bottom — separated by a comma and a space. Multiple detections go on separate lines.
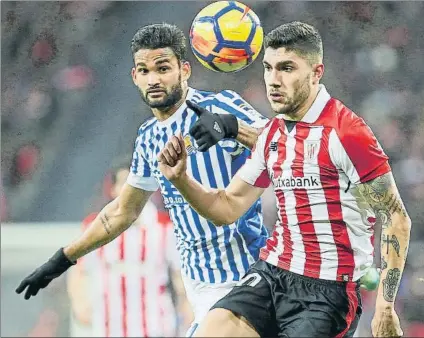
126, 131, 159, 191
212, 90, 269, 128
329, 117, 391, 185
235, 129, 271, 188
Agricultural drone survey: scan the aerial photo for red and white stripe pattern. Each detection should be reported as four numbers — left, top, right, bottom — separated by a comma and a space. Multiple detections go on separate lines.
237, 85, 391, 282
79, 201, 179, 337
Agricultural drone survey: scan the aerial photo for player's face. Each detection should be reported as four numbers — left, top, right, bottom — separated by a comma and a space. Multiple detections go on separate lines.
263, 47, 322, 116
131, 47, 191, 110
111, 168, 130, 199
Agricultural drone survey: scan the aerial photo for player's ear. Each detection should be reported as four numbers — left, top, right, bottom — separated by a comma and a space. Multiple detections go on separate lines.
181, 61, 191, 82
312, 63, 324, 85
131, 67, 137, 85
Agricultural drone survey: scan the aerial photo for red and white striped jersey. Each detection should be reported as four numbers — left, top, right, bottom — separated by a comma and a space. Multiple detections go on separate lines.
237, 85, 391, 282
78, 200, 180, 337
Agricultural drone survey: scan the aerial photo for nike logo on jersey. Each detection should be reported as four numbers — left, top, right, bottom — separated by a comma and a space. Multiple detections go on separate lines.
213, 121, 222, 134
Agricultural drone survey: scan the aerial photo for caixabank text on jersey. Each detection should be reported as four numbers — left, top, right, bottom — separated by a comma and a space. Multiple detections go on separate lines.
272, 175, 320, 189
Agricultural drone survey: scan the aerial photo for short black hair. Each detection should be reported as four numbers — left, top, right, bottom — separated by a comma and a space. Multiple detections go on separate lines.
131, 23, 187, 61
264, 21, 323, 64
109, 155, 132, 185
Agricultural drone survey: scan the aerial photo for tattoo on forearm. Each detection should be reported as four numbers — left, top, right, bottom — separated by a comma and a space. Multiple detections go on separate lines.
382, 268, 401, 302
356, 173, 407, 230
382, 234, 400, 256
101, 214, 112, 234
355, 173, 409, 305
381, 256, 387, 271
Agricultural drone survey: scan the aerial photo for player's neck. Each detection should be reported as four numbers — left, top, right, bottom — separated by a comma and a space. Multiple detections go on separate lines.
283, 85, 320, 122
151, 87, 189, 121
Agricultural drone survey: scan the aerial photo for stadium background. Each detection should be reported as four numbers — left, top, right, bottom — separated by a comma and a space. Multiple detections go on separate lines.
1, 1, 423, 336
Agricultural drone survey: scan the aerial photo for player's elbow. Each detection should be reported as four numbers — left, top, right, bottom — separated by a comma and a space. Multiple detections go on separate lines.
223, 212, 240, 226
209, 191, 241, 226
119, 207, 140, 226
211, 215, 236, 227
390, 212, 412, 239
395, 215, 412, 233
205, 207, 237, 226
110, 198, 140, 226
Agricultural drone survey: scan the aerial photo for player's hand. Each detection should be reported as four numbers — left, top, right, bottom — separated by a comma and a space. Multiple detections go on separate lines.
16, 248, 75, 300
158, 134, 188, 181
187, 100, 238, 152
371, 307, 403, 337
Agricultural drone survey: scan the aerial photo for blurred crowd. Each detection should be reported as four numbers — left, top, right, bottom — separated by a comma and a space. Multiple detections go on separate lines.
1, 1, 423, 336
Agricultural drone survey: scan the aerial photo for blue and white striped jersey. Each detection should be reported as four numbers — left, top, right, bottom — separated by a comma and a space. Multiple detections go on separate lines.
127, 87, 269, 284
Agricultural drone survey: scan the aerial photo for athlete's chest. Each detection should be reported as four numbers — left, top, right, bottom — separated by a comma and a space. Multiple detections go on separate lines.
265, 124, 337, 189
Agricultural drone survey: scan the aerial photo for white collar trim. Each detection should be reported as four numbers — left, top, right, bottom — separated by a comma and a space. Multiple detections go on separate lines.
155, 87, 196, 127
300, 84, 331, 123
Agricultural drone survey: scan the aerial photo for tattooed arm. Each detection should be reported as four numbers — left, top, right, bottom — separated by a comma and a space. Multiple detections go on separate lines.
64, 184, 152, 261
357, 172, 411, 337
357, 172, 411, 306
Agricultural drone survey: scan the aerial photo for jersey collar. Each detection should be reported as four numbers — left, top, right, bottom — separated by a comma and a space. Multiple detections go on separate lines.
155, 87, 196, 128
300, 84, 331, 123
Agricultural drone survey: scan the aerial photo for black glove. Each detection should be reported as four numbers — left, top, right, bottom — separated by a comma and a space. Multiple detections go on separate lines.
15, 247, 75, 300
187, 100, 238, 152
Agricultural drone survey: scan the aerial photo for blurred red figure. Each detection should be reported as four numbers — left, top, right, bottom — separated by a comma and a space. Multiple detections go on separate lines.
67, 159, 192, 337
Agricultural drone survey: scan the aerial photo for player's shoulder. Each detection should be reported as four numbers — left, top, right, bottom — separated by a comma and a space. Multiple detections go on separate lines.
319, 98, 370, 136
195, 88, 263, 121
215, 89, 248, 106
192, 87, 243, 105
259, 117, 280, 137
137, 116, 158, 136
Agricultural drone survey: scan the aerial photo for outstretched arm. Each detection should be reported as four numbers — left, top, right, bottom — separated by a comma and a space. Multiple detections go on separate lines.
355, 172, 411, 338
64, 184, 152, 261
16, 184, 152, 300
356, 172, 411, 309
158, 134, 265, 225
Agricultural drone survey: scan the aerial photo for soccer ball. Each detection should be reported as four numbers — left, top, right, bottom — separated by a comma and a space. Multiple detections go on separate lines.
189, 1, 263, 73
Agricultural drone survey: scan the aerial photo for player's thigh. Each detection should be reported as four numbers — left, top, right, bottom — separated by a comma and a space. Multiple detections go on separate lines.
278, 309, 342, 338
193, 308, 259, 337
200, 260, 278, 337
274, 270, 362, 337
280, 307, 362, 338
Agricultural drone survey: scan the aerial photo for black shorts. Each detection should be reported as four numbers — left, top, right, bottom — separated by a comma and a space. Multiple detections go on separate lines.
211, 260, 362, 338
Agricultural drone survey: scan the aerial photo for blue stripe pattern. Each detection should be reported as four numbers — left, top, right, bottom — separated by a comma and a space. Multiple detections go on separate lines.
130, 88, 269, 283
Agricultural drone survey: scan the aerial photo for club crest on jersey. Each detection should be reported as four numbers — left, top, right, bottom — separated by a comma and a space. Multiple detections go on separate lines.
183, 134, 196, 155
305, 140, 320, 163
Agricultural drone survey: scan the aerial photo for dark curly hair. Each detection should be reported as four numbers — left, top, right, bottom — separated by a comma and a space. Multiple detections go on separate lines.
131, 23, 187, 62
